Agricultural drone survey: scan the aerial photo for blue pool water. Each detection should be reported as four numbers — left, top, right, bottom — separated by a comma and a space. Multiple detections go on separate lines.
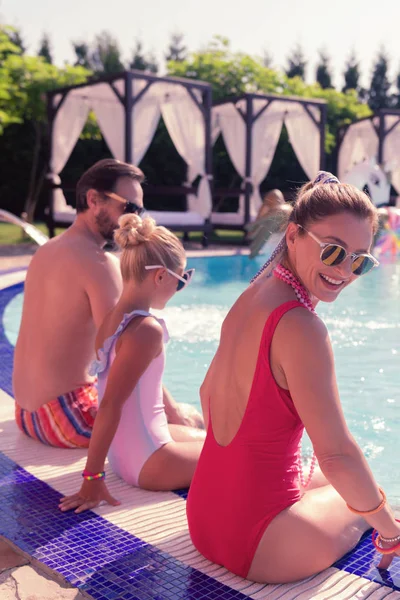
3, 255, 400, 504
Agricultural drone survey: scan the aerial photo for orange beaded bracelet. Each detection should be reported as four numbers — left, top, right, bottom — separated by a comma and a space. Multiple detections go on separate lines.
346, 487, 386, 515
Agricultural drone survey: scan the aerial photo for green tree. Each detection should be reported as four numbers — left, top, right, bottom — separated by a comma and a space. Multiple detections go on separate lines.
165, 33, 187, 63
342, 50, 360, 93
262, 50, 274, 69
72, 41, 91, 69
6, 27, 25, 54
285, 44, 307, 80
130, 40, 158, 73
0, 27, 24, 133
167, 36, 283, 101
394, 68, 400, 108
368, 49, 392, 111
316, 49, 333, 89
90, 31, 124, 73
0, 25, 90, 220
37, 33, 53, 64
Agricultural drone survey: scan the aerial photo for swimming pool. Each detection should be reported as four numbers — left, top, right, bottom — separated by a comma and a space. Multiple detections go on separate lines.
2, 254, 400, 504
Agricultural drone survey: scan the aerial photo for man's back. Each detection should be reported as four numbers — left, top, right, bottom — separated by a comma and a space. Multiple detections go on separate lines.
13, 229, 122, 410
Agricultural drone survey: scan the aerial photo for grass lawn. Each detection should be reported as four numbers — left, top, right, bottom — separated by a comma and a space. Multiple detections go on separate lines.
0, 222, 65, 245
0, 221, 246, 246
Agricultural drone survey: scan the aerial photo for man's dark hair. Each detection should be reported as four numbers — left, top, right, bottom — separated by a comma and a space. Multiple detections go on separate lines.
76, 159, 144, 213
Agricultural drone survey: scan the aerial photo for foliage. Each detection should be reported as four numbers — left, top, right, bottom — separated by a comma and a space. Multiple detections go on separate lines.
129, 40, 158, 73
316, 49, 332, 89
368, 48, 392, 111
285, 44, 307, 80
165, 33, 187, 63
0, 25, 91, 219
342, 50, 360, 93
167, 36, 284, 101
37, 33, 53, 64
90, 31, 124, 73
72, 41, 91, 69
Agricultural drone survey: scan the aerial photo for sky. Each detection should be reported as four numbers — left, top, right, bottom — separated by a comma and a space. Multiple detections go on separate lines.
2, 0, 400, 89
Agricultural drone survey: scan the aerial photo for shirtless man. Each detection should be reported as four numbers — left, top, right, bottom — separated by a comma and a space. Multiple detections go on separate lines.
13, 159, 144, 447
13, 158, 203, 448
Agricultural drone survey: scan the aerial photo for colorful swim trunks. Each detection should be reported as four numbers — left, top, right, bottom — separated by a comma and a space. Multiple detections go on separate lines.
15, 383, 98, 448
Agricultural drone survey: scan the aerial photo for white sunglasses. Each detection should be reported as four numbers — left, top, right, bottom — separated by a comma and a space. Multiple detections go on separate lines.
144, 265, 195, 291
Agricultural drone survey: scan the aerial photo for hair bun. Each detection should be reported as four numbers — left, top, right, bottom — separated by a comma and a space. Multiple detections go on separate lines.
114, 214, 156, 249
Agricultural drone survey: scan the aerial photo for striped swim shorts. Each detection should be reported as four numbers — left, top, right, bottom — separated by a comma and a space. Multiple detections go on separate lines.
15, 383, 98, 448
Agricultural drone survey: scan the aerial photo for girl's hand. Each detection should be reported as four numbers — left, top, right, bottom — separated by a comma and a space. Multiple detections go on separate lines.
58, 479, 120, 513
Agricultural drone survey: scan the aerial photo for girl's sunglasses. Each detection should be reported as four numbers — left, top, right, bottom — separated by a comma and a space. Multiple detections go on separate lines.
144, 265, 195, 291
104, 191, 145, 216
299, 226, 379, 276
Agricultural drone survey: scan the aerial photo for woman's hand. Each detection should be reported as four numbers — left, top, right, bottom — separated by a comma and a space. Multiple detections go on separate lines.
58, 479, 121, 514
377, 540, 400, 570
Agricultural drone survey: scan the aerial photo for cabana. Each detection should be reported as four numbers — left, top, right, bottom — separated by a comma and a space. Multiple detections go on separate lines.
337, 109, 400, 197
211, 93, 327, 229
45, 70, 213, 244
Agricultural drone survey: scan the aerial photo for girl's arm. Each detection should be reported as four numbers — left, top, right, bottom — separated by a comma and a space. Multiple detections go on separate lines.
59, 317, 163, 513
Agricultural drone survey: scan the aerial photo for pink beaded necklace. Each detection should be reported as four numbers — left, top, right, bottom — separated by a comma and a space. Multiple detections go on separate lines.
273, 263, 317, 488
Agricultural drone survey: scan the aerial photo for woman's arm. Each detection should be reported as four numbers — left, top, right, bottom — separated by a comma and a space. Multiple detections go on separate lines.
276, 308, 400, 540
59, 317, 163, 512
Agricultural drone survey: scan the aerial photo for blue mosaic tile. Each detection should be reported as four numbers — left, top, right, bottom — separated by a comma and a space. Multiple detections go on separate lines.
0, 450, 249, 600
0, 281, 23, 396
173, 488, 189, 500
334, 530, 400, 590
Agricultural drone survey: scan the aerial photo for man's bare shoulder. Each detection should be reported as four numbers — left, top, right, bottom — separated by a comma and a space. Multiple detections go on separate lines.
28, 232, 120, 281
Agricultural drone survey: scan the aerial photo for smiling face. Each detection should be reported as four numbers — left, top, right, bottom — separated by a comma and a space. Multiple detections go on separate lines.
286, 212, 375, 302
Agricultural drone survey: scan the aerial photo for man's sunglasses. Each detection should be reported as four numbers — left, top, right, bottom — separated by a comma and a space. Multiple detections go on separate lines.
299, 226, 379, 276
144, 265, 195, 291
104, 192, 145, 216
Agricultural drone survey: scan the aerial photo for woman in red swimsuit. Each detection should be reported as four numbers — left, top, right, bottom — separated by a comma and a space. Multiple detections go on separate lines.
187, 172, 400, 583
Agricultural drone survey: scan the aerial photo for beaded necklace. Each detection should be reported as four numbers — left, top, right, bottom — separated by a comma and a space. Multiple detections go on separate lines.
273, 263, 317, 488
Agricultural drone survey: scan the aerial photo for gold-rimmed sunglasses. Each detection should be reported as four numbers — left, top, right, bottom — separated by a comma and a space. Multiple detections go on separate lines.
104, 192, 145, 216
299, 226, 379, 276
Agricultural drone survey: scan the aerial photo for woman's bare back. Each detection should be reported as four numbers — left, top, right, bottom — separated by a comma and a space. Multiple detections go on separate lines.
203, 278, 296, 446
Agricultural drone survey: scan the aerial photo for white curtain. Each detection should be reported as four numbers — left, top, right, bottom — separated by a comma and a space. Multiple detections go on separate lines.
87, 82, 125, 160
212, 101, 286, 217
132, 80, 161, 164
338, 119, 378, 180
160, 84, 211, 218
250, 100, 285, 215
212, 103, 247, 215
49, 88, 91, 215
51, 89, 91, 174
383, 115, 400, 194
285, 103, 320, 180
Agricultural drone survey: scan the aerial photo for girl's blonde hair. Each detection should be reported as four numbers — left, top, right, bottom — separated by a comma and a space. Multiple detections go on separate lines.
114, 214, 185, 282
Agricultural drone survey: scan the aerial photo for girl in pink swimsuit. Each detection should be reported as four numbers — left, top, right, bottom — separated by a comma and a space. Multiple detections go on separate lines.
187, 172, 400, 583
60, 214, 205, 513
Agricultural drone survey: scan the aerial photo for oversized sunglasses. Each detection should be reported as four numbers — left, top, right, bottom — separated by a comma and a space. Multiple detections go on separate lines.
104, 192, 145, 216
299, 226, 379, 276
144, 265, 195, 291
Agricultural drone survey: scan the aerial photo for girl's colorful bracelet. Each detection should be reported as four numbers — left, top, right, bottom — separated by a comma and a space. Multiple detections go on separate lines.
82, 470, 105, 481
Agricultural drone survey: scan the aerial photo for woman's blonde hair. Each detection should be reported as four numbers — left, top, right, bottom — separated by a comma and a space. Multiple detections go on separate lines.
114, 214, 185, 282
